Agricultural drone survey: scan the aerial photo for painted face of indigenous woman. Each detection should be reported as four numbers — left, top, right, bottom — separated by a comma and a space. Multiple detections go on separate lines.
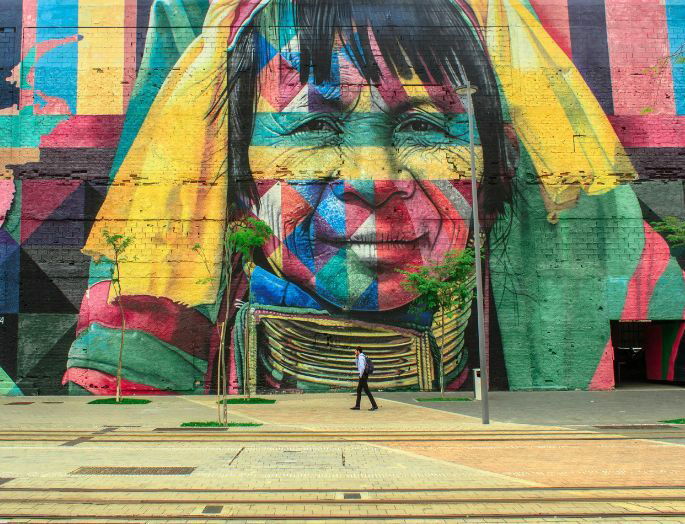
248, 38, 484, 312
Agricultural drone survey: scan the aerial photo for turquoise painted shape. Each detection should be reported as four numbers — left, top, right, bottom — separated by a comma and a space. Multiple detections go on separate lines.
67, 323, 207, 393
0, 108, 67, 148
490, 150, 647, 390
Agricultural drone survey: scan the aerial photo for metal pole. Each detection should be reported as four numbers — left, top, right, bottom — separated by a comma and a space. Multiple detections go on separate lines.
464, 85, 490, 424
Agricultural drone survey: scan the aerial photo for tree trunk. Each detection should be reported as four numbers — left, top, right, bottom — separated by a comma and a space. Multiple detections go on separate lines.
440, 308, 445, 398
115, 260, 125, 403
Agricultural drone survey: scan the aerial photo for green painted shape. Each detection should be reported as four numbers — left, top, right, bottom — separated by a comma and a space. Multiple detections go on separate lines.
0, 367, 22, 396
316, 250, 349, 305
17, 313, 77, 377
490, 149, 646, 390
648, 258, 685, 320
2, 179, 21, 244
0, 108, 67, 148
67, 323, 207, 393
660, 323, 681, 380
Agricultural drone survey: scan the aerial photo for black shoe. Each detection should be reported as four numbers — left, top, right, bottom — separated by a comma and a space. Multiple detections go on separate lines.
350, 406, 360, 410
369, 406, 378, 411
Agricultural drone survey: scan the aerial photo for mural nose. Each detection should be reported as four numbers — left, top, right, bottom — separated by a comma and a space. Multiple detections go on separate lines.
333, 180, 415, 208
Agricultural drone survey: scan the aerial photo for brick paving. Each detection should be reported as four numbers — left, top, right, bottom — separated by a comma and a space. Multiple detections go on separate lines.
0, 393, 684, 521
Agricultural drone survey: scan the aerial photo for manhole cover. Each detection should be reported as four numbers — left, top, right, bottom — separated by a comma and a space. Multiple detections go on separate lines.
72, 467, 195, 475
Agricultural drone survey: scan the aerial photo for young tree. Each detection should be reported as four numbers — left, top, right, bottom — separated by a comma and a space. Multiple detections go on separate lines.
195, 213, 272, 425
100, 230, 134, 403
398, 249, 476, 396
224, 216, 272, 400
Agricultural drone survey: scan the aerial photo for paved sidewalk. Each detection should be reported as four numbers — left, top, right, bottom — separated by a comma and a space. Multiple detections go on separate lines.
0, 391, 684, 522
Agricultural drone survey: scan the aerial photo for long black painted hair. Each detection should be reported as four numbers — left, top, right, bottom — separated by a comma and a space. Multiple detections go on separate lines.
217, 0, 514, 226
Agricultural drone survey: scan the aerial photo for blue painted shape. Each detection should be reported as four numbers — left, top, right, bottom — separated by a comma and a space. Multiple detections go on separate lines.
666, 1, 685, 115
290, 179, 326, 208
250, 266, 322, 309
314, 187, 345, 236
284, 221, 316, 273
0, 229, 19, 314
256, 33, 278, 72
35, 0, 79, 114
353, 279, 378, 310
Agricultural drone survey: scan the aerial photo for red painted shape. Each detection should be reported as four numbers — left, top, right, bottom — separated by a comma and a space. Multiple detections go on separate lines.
589, 339, 615, 390
446, 366, 469, 391
609, 115, 685, 148
605, 0, 674, 116
667, 323, 685, 381
40, 115, 125, 148
529, 0, 573, 58
76, 281, 213, 361
645, 324, 664, 381
62, 367, 173, 395
20, 179, 82, 244
621, 222, 672, 321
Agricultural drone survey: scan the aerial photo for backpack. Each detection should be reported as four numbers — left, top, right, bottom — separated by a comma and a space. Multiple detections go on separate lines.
365, 356, 375, 375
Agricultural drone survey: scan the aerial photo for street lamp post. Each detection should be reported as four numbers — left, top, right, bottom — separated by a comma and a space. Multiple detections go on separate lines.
456, 84, 490, 424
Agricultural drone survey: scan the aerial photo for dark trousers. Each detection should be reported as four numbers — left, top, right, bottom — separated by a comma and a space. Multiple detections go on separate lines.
355, 372, 377, 408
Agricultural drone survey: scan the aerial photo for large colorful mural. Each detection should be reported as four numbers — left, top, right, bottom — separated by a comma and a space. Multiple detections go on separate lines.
1, 0, 684, 396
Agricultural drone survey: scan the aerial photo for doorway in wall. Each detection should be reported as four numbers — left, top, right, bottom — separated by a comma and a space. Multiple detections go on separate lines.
610, 320, 685, 387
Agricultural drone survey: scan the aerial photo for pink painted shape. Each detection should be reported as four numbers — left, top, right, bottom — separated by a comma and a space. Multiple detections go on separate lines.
40, 115, 125, 148
589, 339, 615, 390
609, 115, 685, 148
0, 179, 16, 228
667, 323, 685, 381
62, 367, 173, 395
76, 281, 213, 361
20, 179, 81, 243
605, 0, 674, 116
529, 0, 572, 58
621, 222, 672, 321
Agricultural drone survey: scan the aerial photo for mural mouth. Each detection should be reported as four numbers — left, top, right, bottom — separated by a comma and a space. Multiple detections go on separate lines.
317, 231, 429, 246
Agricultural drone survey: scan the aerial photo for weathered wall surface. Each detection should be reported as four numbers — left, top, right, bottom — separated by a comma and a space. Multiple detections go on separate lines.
1, 0, 684, 396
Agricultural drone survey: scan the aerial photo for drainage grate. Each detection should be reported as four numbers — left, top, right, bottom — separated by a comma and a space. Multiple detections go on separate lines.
5, 402, 34, 405
203, 505, 223, 514
343, 492, 362, 499
71, 466, 195, 475
593, 424, 680, 430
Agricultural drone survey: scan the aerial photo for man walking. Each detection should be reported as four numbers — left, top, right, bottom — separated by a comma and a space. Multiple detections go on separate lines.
351, 348, 378, 411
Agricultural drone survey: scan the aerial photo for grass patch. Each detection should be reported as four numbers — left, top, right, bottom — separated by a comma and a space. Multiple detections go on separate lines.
180, 421, 263, 427
88, 398, 151, 405
415, 397, 473, 402
661, 418, 685, 424
217, 398, 276, 405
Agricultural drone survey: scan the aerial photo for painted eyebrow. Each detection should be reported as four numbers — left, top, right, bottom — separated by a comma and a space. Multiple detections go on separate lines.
385, 97, 445, 115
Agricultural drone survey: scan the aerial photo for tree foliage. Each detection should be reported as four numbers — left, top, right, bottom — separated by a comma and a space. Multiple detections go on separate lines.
398, 248, 476, 315
653, 216, 685, 248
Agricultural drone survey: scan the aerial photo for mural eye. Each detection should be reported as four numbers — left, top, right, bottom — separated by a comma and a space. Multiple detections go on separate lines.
397, 118, 445, 133
293, 118, 339, 133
